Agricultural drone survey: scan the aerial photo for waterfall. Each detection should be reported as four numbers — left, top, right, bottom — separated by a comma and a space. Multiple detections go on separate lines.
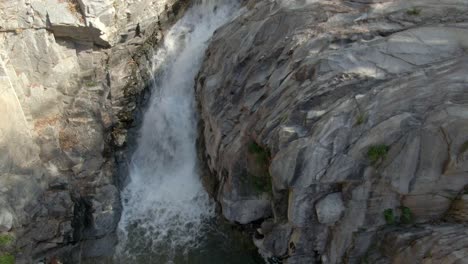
116, 1, 240, 263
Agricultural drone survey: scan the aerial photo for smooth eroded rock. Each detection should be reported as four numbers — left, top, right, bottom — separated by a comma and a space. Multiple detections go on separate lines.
315, 193, 345, 225
0, 209, 13, 232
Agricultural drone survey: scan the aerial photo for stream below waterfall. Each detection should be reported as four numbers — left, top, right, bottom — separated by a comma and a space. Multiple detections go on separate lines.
115, 1, 263, 263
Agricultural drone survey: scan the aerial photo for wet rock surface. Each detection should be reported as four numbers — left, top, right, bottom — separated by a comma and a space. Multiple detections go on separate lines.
0, 0, 189, 262
1, 0, 468, 263
196, 0, 468, 263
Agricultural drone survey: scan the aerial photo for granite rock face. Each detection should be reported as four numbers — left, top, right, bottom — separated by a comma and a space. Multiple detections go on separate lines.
2, 0, 468, 263
366, 224, 468, 264
315, 193, 345, 225
196, 0, 468, 263
0, 0, 189, 262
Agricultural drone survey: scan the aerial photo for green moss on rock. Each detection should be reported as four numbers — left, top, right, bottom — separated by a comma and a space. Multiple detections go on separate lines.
246, 141, 272, 194
0, 253, 14, 264
0, 235, 13, 247
407, 7, 421, 16
248, 141, 271, 166
400, 206, 413, 224
368, 145, 389, 165
384, 208, 396, 225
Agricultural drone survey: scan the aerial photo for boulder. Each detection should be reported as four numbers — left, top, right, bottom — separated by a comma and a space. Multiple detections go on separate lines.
0, 209, 13, 232
222, 198, 272, 224
315, 193, 345, 225
255, 224, 293, 257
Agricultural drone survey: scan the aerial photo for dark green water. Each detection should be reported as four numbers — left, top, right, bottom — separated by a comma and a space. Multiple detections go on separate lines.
117, 217, 264, 264
115, 1, 265, 263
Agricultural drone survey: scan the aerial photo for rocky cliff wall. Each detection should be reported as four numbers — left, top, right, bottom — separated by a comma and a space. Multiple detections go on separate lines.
196, 0, 468, 263
0, 0, 189, 263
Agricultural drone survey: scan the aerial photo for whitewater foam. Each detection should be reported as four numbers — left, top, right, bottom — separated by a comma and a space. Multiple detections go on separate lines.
116, 0, 240, 262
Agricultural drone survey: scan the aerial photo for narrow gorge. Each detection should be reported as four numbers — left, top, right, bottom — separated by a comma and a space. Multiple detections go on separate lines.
0, 0, 467, 264
116, 1, 261, 263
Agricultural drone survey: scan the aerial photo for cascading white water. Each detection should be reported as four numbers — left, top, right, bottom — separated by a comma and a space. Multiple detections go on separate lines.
117, 1, 240, 263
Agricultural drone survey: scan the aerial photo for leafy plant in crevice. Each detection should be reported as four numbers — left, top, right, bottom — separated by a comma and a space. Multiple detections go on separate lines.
247, 141, 272, 194
400, 206, 413, 224
384, 208, 396, 225
367, 145, 389, 165
239, 171, 272, 195
83, 79, 98, 87
353, 97, 366, 127
355, 112, 366, 126
65, 0, 85, 23
407, 7, 422, 16
0, 253, 14, 264
0, 235, 13, 247
383, 207, 413, 226
250, 172, 272, 194
248, 141, 271, 166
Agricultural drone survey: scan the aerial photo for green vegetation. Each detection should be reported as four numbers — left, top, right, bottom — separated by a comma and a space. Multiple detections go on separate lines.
83, 80, 98, 87
407, 7, 421, 16
0, 235, 13, 247
0, 253, 14, 264
248, 141, 271, 166
251, 173, 272, 194
246, 141, 272, 194
400, 206, 413, 224
384, 207, 413, 226
279, 113, 289, 123
355, 113, 366, 126
240, 172, 272, 195
367, 145, 389, 165
384, 209, 396, 225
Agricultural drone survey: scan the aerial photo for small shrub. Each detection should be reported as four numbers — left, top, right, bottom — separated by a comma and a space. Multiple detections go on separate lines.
83, 80, 98, 87
0, 235, 13, 247
407, 8, 421, 16
59, 0, 85, 23
383, 207, 413, 226
248, 141, 263, 154
248, 141, 271, 166
247, 141, 272, 194
66, 0, 81, 14
240, 172, 272, 194
367, 145, 389, 165
400, 206, 413, 224
384, 208, 396, 225
251, 173, 272, 194
0, 253, 14, 264
355, 113, 366, 126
